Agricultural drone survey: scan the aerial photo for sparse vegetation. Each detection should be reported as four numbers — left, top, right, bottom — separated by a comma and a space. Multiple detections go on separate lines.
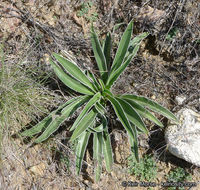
0, 43, 58, 135
128, 154, 158, 181
166, 28, 179, 41
166, 167, 192, 190
20, 22, 177, 182
0, 0, 199, 189
77, 1, 98, 22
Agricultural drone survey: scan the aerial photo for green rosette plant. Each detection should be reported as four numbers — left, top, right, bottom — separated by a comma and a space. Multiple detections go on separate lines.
20, 21, 178, 181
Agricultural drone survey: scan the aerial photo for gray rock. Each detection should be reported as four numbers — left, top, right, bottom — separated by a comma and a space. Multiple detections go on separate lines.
165, 108, 200, 166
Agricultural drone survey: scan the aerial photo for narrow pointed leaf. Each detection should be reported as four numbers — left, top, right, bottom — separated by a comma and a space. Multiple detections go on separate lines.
91, 26, 107, 81
110, 21, 133, 72
70, 92, 101, 131
105, 92, 137, 157
102, 116, 113, 172
95, 101, 106, 115
76, 130, 91, 175
130, 32, 148, 46
128, 125, 139, 162
103, 89, 112, 96
120, 94, 178, 122
70, 109, 97, 141
86, 70, 101, 91
106, 94, 139, 161
124, 99, 163, 127
106, 33, 148, 88
50, 59, 94, 95
98, 78, 105, 91
88, 123, 104, 133
34, 97, 89, 143
20, 96, 88, 137
113, 22, 125, 32
117, 98, 148, 134
53, 53, 95, 91
106, 45, 139, 88
93, 132, 103, 181
20, 116, 52, 137
124, 32, 148, 61
102, 32, 112, 71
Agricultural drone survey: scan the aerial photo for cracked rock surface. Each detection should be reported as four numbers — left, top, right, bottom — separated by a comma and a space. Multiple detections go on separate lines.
165, 108, 200, 166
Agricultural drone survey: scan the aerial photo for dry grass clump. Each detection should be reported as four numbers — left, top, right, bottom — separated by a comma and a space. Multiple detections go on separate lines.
0, 44, 83, 189
0, 44, 60, 135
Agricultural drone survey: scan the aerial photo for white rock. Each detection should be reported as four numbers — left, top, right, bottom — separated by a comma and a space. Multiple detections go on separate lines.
165, 108, 200, 166
175, 95, 186, 105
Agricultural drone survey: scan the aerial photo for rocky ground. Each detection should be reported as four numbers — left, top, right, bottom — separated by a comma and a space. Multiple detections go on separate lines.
0, 0, 200, 189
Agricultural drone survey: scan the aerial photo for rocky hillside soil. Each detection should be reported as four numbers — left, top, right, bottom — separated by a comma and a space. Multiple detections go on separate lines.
0, 0, 200, 189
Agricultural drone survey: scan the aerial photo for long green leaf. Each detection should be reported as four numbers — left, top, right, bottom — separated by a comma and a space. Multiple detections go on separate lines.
102, 32, 112, 71
112, 22, 125, 33
50, 59, 94, 95
120, 94, 178, 122
105, 92, 133, 138
102, 116, 113, 172
34, 97, 89, 143
98, 78, 105, 91
105, 92, 138, 159
124, 98, 163, 127
70, 109, 97, 141
106, 33, 148, 88
53, 53, 95, 91
20, 116, 52, 137
116, 98, 148, 134
88, 123, 104, 133
106, 45, 139, 88
91, 26, 107, 81
20, 96, 88, 137
95, 101, 106, 115
70, 92, 101, 131
93, 132, 103, 181
110, 21, 133, 73
114, 98, 140, 162
76, 130, 91, 175
128, 125, 139, 162
124, 32, 148, 61
86, 70, 101, 91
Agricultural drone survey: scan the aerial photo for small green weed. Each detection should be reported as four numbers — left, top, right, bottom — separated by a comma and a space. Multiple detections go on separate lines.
20, 21, 178, 182
128, 154, 158, 181
60, 153, 70, 170
196, 39, 200, 44
166, 27, 179, 41
77, 1, 98, 22
167, 167, 192, 190
51, 146, 71, 173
